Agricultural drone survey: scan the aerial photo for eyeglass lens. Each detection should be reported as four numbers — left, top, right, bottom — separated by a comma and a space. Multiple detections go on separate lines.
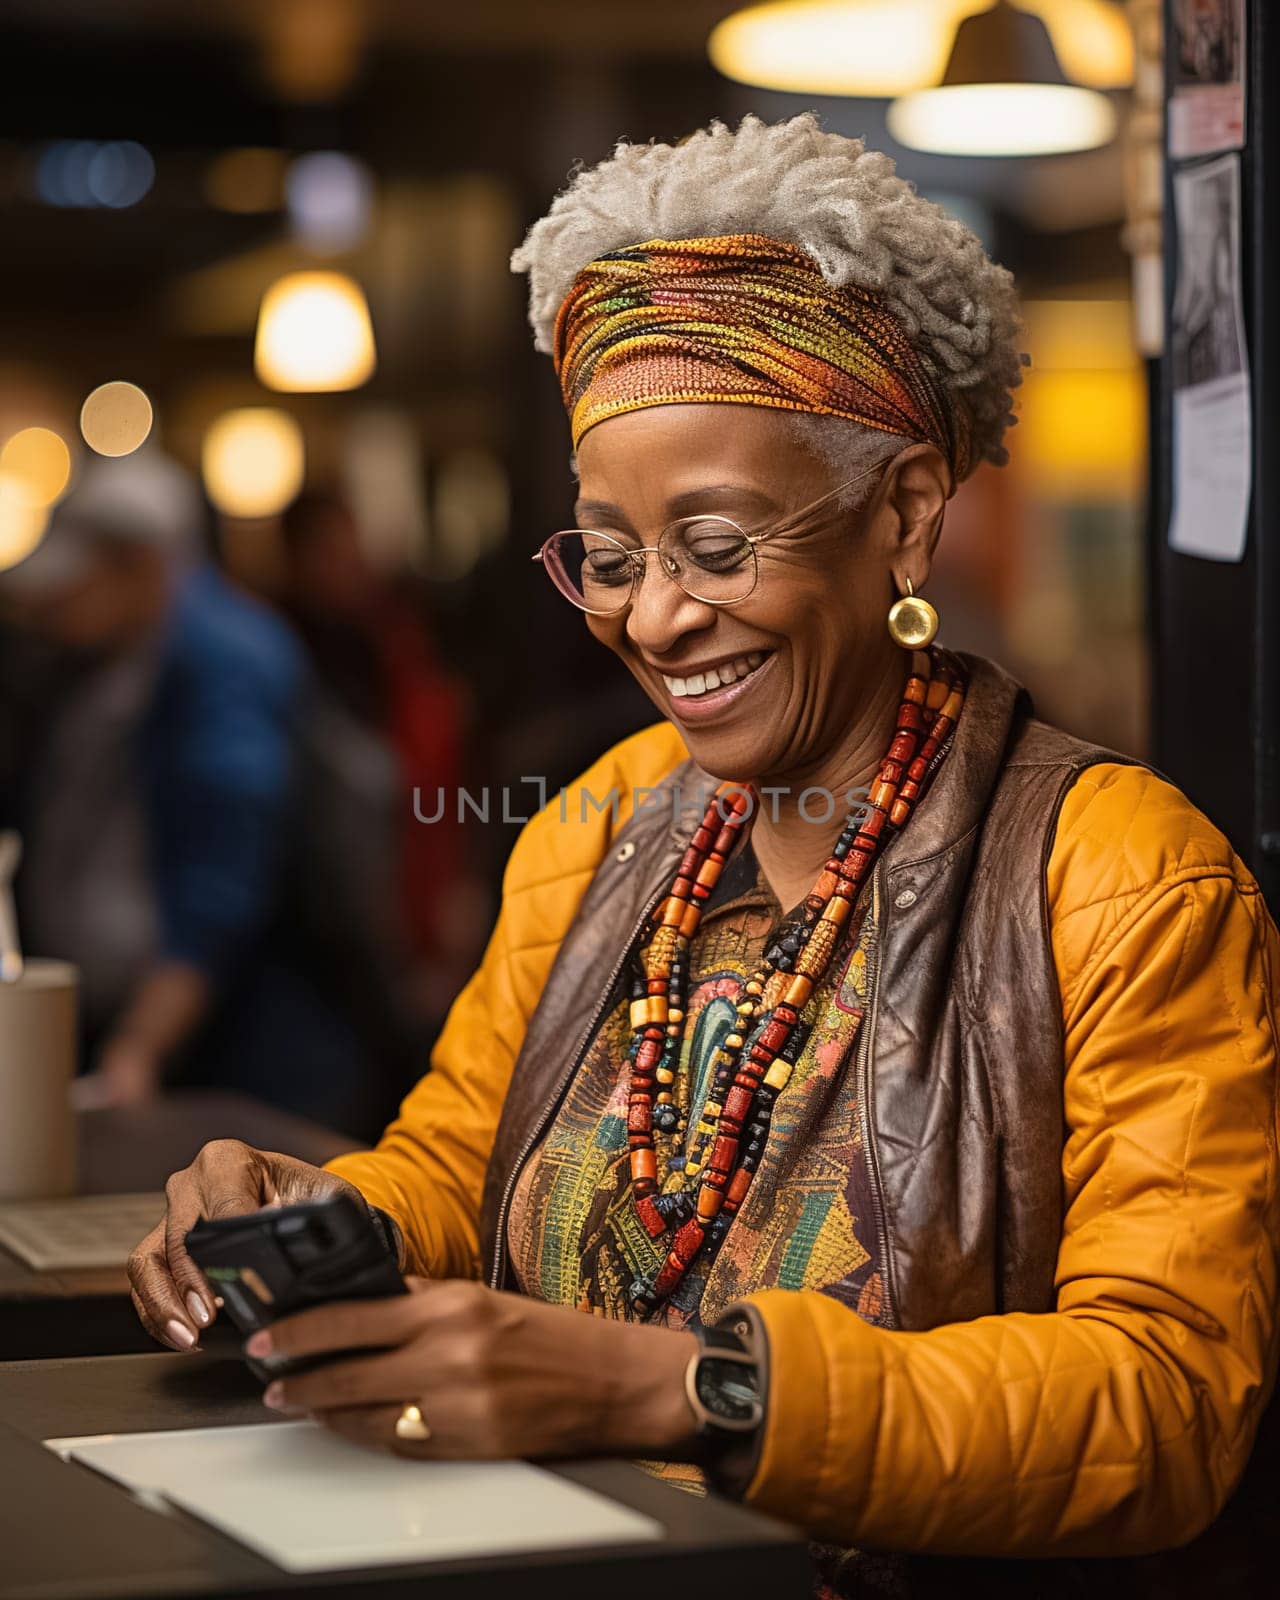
546, 517, 758, 614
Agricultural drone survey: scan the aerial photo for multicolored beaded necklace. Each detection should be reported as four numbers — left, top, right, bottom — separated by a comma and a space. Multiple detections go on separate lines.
624, 644, 967, 1315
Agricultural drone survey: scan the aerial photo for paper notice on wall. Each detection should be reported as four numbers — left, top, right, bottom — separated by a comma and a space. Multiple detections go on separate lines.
1168, 154, 1251, 562
1169, 0, 1246, 157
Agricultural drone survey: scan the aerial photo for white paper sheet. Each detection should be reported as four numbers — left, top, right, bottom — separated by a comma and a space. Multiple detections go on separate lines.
46, 1422, 663, 1573
1168, 154, 1252, 562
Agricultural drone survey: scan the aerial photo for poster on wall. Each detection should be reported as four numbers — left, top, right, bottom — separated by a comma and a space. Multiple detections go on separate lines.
1169, 0, 1247, 157
1168, 154, 1251, 562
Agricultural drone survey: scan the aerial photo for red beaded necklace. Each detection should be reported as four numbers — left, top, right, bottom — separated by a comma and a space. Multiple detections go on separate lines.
624, 644, 966, 1315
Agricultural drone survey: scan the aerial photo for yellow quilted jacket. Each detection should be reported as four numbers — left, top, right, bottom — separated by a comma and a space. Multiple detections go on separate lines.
327, 719, 1280, 1558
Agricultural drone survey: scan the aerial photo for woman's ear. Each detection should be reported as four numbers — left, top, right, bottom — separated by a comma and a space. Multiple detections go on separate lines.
880, 443, 950, 581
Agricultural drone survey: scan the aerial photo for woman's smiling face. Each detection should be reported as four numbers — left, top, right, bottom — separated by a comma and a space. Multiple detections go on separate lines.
573, 403, 937, 784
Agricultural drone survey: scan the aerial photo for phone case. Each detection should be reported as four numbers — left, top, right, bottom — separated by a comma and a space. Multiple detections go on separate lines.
185, 1194, 407, 1380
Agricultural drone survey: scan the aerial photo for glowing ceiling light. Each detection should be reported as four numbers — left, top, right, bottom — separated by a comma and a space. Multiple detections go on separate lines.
0, 427, 72, 507
202, 408, 305, 519
889, 82, 1116, 154
707, 1, 1132, 97
80, 381, 154, 457
254, 270, 376, 393
709, 1, 970, 97
888, 1, 1117, 156
0, 471, 49, 572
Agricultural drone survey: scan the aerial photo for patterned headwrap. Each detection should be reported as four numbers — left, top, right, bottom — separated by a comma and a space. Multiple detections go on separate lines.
552, 233, 972, 481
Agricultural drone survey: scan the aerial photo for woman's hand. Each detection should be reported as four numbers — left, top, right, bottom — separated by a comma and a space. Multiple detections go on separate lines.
250, 1279, 700, 1463
127, 1140, 365, 1352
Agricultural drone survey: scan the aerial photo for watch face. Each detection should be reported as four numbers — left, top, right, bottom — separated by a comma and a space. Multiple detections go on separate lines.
696, 1354, 761, 1426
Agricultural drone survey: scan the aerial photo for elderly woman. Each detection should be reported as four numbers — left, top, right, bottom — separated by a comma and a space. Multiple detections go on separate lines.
130, 115, 1279, 1578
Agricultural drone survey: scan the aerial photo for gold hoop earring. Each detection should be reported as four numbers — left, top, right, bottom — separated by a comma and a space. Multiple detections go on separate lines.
887, 578, 939, 649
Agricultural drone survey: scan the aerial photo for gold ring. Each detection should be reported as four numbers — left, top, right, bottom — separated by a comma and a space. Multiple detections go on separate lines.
394, 1401, 431, 1442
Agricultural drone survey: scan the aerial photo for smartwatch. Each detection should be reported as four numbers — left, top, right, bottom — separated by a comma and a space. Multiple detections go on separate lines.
684, 1324, 765, 1442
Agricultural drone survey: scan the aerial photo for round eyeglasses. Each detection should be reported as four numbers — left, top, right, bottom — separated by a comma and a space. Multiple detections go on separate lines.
533, 458, 892, 616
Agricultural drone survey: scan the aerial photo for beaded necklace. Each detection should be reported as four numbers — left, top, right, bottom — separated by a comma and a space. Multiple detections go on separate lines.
624, 645, 966, 1315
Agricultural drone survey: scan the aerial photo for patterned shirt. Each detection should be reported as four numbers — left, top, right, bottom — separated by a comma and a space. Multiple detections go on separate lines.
508, 832, 891, 1335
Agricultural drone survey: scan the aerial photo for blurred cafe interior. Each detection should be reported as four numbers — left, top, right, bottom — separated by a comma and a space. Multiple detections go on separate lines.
0, 0, 1275, 1338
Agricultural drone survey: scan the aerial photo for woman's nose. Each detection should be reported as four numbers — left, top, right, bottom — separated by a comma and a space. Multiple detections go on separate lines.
624, 560, 716, 654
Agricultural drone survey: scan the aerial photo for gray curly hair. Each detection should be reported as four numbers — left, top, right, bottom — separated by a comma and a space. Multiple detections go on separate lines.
511, 112, 1026, 476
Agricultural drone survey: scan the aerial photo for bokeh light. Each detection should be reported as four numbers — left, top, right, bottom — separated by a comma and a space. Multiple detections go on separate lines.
0, 471, 49, 573
80, 381, 154, 457
1035, 0, 1133, 89
1017, 300, 1146, 500
87, 141, 155, 208
0, 426, 72, 506
34, 140, 154, 208
286, 151, 373, 250
709, 1, 968, 97
34, 141, 96, 207
254, 270, 376, 392
202, 407, 305, 518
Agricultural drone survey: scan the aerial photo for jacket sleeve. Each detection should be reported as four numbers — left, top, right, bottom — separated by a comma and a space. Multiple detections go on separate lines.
732, 763, 1280, 1557
323, 721, 689, 1278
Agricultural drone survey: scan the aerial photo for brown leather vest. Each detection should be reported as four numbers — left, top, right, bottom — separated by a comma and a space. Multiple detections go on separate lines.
480, 650, 1151, 1331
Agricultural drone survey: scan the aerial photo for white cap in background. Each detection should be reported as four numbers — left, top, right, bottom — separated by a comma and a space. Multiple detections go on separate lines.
1, 446, 204, 596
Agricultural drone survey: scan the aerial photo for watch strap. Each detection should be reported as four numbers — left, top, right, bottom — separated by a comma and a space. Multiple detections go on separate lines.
685, 1318, 766, 1487
697, 1306, 770, 1497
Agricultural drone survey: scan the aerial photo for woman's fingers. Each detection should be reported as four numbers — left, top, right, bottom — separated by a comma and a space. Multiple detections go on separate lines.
128, 1284, 170, 1350
161, 1146, 248, 1333
127, 1223, 201, 1350
128, 1139, 272, 1349
127, 1222, 204, 1350
264, 1350, 424, 1414
161, 1188, 213, 1335
251, 1291, 426, 1365
165, 1140, 269, 1328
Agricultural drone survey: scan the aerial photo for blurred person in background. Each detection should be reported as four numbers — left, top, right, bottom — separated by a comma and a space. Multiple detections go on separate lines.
0, 450, 410, 1136
278, 489, 481, 1018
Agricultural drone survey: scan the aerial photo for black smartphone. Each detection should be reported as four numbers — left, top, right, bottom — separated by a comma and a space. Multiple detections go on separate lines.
185, 1193, 407, 1381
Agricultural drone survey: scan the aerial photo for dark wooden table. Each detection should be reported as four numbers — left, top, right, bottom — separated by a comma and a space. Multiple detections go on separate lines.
0, 1353, 808, 1600
0, 1093, 360, 1361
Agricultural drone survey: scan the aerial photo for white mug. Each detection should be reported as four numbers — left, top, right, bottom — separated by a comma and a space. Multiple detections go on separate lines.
0, 960, 78, 1200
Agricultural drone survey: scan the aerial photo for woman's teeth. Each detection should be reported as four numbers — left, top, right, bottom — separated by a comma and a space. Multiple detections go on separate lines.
663, 651, 767, 699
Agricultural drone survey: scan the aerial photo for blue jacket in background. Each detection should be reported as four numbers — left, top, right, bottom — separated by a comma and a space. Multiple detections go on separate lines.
145, 564, 304, 983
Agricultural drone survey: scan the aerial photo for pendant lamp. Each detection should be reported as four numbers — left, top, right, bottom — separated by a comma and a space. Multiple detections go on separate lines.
888, 0, 1117, 157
